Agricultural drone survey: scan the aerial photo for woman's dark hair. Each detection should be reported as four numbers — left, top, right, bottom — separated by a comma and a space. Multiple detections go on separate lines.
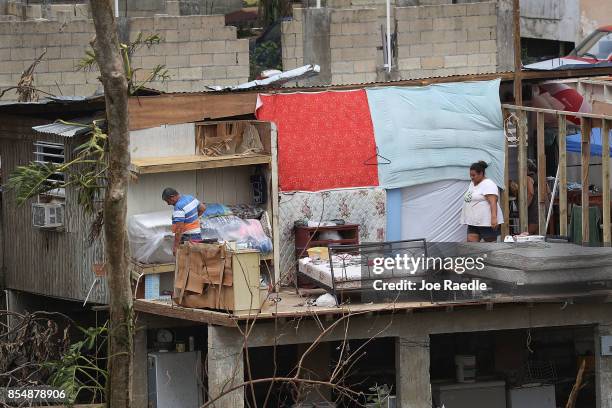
470, 161, 488, 174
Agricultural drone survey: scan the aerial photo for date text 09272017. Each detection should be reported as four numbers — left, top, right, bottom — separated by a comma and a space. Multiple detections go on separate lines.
1, 387, 68, 404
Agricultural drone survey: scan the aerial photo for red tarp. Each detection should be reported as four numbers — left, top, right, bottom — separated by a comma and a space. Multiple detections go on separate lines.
256, 90, 379, 191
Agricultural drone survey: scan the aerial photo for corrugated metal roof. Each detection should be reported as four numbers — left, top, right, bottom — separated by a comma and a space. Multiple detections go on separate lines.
0, 95, 104, 107
32, 118, 97, 138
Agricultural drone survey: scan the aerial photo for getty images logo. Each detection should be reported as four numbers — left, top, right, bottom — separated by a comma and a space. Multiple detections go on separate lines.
372, 254, 486, 275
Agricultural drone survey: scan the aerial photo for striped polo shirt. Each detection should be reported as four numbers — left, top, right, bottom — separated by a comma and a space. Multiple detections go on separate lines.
172, 194, 201, 234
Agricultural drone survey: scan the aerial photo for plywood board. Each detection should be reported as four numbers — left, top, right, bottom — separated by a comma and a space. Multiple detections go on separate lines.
127, 171, 197, 216
130, 154, 271, 174
128, 93, 258, 131
130, 123, 195, 159
196, 166, 253, 206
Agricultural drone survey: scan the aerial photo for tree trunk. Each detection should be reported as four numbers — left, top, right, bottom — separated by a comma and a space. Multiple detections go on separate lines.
88, 1, 132, 407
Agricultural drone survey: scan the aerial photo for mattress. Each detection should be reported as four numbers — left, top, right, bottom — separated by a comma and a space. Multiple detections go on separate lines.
454, 242, 612, 285
298, 256, 364, 290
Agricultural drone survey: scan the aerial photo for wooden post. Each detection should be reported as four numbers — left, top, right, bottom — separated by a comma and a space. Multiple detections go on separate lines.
270, 123, 281, 285
502, 109, 510, 237
581, 117, 591, 245
518, 110, 528, 232
602, 119, 610, 246
558, 115, 568, 236
512, 0, 522, 105
536, 112, 546, 234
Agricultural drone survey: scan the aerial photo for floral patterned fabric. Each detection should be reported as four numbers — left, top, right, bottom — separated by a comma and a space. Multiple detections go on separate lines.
278, 188, 386, 283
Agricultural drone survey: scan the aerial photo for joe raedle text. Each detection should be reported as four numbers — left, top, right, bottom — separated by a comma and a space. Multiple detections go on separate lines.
372, 279, 488, 292
370, 254, 488, 292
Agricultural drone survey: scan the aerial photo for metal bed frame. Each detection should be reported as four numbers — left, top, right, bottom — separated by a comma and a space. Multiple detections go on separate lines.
297, 239, 429, 301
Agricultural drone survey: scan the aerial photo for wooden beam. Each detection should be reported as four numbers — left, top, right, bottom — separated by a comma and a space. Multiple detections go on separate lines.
130, 153, 271, 174
581, 118, 592, 245
602, 119, 611, 246
559, 115, 568, 237
518, 110, 528, 232
501, 112, 510, 237
536, 112, 546, 234
128, 93, 258, 131
133, 299, 237, 327
270, 123, 281, 285
502, 104, 612, 121
512, 0, 522, 105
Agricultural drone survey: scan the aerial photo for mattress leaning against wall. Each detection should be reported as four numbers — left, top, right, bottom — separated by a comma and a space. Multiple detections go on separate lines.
278, 188, 386, 282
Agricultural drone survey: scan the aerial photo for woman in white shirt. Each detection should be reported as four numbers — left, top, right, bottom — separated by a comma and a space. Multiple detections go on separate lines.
460, 161, 504, 242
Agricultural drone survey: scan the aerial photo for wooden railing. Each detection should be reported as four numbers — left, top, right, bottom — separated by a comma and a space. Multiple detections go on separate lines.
501, 104, 612, 246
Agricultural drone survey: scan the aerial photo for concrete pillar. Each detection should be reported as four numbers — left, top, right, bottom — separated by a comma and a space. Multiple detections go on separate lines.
207, 326, 244, 408
395, 336, 432, 408
131, 323, 148, 408
301, 8, 332, 86
595, 323, 612, 408
496, 0, 515, 72
296, 342, 332, 404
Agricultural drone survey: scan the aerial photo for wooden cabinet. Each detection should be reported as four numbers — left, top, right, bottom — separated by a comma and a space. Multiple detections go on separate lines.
294, 224, 359, 258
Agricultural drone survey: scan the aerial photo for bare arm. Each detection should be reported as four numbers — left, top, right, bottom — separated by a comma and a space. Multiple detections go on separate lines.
486, 194, 498, 229
173, 222, 185, 255
527, 177, 535, 206
197, 203, 206, 217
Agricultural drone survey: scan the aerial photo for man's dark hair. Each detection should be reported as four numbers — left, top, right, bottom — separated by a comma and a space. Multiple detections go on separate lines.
162, 187, 179, 200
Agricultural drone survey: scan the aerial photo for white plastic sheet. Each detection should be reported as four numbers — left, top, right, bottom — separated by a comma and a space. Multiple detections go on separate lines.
127, 210, 174, 264
400, 180, 469, 242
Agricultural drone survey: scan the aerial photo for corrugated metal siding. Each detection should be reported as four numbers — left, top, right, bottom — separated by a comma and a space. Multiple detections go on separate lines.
0, 116, 107, 303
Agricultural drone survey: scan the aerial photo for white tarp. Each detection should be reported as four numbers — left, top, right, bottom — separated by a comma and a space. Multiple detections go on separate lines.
400, 180, 469, 242
127, 210, 174, 264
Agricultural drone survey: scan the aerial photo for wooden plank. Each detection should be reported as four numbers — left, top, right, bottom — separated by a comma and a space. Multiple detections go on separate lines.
133, 299, 237, 327
512, 0, 522, 105
501, 115, 510, 237
536, 112, 546, 234
128, 93, 258, 131
131, 261, 175, 275
558, 115, 568, 236
501, 104, 612, 121
602, 119, 611, 246
270, 123, 281, 286
581, 118, 592, 245
130, 153, 271, 174
517, 110, 529, 232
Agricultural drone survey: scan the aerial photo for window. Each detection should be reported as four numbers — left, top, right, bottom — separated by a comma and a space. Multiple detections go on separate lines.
34, 141, 65, 196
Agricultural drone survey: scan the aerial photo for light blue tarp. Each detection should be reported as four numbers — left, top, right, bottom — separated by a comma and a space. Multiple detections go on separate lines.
567, 128, 612, 157
366, 80, 505, 189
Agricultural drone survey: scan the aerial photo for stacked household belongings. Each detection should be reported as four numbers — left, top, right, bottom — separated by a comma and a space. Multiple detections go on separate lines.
174, 242, 264, 313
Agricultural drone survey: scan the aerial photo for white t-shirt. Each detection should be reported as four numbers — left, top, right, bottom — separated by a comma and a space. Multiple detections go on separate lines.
460, 178, 504, 226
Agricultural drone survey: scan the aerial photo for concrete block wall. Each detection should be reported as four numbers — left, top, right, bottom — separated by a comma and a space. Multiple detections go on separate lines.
1, 0, 243, 20
281, 8, 304, 71
329, 8, 379, 84
0, 15, 250, 99
281, 0, 502, 84
282, 1, 499, 85
282, 7, 382, 85
396, 2, 497, 79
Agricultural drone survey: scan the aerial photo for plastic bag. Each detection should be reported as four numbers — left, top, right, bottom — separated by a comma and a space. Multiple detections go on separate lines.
202, 203, 233, 218
127, 210, 175, 264
200, 215, 273, 254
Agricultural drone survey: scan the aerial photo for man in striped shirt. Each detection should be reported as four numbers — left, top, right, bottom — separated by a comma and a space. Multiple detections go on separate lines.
162, 187, 206, 255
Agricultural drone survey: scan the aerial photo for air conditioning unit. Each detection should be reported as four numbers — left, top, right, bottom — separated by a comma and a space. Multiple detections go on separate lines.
32, 203, 65, 229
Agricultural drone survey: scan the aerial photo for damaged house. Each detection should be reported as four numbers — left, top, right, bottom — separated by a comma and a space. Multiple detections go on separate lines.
1, 64, 612, 408
1, 1, 612, 407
